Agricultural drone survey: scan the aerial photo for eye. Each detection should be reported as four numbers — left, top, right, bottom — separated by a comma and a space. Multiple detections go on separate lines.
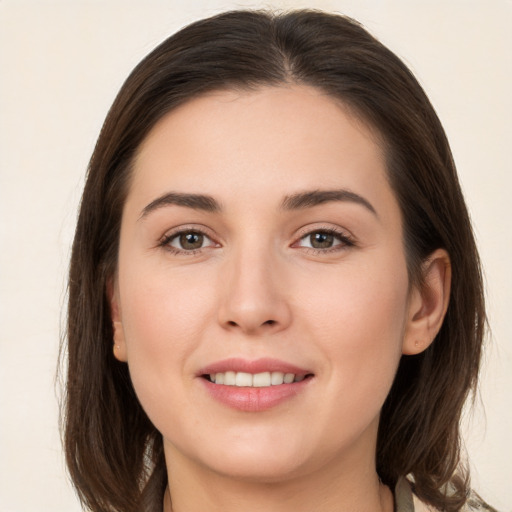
161, 230, 216, 253
295, 229, 354, 251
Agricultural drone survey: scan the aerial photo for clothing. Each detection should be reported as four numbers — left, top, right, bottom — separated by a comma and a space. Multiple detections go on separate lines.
394, 478, 498, 512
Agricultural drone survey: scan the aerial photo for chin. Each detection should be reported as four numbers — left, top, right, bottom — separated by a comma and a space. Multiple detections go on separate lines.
204, 452, 312, 484
169, 429, 316, 483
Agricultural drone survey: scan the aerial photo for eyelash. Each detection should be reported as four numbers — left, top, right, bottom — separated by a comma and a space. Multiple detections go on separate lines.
159, 227, 218, 256
294, 227, 355, 254
159, 226, 355, 256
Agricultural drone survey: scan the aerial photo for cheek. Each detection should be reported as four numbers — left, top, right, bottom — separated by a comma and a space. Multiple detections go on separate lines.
298, 259, 409, 405
117, 263, 216, 419
119, 258, 216, 349
301, 256, 408, 339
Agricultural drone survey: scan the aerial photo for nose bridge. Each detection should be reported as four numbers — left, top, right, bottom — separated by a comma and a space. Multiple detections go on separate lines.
218, 236, 290, 334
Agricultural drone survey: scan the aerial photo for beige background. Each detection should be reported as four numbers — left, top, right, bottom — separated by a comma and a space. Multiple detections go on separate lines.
0, 1, 510, 511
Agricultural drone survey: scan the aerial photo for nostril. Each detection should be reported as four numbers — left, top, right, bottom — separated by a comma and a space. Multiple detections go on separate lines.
222, 318, 280, 331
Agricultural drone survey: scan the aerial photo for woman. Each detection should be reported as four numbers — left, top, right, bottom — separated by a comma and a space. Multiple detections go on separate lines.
63, 9, 494, 512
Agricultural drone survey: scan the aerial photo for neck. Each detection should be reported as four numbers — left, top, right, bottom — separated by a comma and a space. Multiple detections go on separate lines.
164, 480, 392, 512
162, 444, 393, 512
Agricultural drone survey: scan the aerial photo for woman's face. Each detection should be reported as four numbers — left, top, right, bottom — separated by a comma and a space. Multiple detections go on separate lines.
111, 86, 420, 482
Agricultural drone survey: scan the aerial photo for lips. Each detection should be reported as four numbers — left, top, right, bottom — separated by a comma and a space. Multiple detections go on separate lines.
199, 357, 311, 376
198, 358, 314, 412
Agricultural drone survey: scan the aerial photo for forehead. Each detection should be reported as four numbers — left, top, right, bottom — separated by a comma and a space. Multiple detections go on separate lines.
128, 85, 396, 220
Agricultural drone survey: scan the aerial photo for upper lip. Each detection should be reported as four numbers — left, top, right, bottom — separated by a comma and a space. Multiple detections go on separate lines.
198, 357, 312, 377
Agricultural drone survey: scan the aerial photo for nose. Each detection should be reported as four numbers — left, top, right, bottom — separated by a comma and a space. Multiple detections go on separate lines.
217, 247, 292, 336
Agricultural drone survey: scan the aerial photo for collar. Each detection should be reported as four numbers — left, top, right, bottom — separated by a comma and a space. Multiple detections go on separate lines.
395, 477, 415, 512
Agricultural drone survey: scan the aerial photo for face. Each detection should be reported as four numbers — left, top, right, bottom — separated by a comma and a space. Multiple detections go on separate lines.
111, 85, 420, 483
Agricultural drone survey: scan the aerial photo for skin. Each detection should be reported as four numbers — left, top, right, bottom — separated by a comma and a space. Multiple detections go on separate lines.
110, 85, 450, 512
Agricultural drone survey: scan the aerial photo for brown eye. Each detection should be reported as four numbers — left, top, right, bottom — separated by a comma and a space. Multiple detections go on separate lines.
309, 232, 334, 249
166, 231, 211, 251
295, 229, 353, 252
179, 232, 204, 250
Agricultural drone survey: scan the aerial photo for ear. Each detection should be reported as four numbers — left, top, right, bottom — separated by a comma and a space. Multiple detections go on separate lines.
107, 277, 128, 362
402, 249, 451, 355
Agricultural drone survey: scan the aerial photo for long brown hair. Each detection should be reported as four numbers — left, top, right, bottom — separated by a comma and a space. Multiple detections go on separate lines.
63, 10, 486, 512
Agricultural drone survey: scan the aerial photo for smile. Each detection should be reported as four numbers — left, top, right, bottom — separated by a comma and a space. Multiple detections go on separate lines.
199, 358, 314, 411
207, 371, 306, 387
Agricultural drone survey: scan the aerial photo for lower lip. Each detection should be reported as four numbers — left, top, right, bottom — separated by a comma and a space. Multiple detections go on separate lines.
200, 377, 312, 412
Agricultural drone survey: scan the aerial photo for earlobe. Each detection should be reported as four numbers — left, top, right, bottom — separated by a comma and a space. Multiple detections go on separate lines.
107, 278, 128, 362
112, 320, 128, 362
402, 249, 451, 355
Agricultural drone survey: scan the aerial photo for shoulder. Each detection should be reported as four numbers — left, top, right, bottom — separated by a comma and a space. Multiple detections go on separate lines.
395, 477, 499, 512
413, 494, 498, 512
463, 494, 500, 512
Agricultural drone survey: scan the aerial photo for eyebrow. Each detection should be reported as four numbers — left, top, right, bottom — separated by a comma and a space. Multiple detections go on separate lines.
139, 188, 377, 220
139, 192, 221, 220
281, 189, 378, 216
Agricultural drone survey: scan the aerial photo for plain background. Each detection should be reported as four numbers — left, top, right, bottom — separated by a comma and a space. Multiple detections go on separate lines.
0, 1, 510, 511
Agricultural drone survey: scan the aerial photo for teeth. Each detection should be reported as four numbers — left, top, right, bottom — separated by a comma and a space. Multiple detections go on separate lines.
224, 371, 236, 385
235, 372, 253, 387
283, 373, 295, 384
271, 371, 285, 385
253, 372, 271, 387
209, 371, 305, 387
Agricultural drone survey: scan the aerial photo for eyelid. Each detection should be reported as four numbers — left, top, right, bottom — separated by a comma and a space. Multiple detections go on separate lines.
294, 223, 354, 240
158, 224, 221, 254
157, 223, 355, 255
292, 224, 356, 251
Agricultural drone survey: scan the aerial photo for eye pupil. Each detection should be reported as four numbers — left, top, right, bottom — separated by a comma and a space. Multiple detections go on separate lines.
310, 232, 334, 248
179, 232, 204, 250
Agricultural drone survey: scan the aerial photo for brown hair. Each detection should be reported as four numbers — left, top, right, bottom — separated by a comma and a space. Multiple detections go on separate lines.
63, 10, 486, 512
